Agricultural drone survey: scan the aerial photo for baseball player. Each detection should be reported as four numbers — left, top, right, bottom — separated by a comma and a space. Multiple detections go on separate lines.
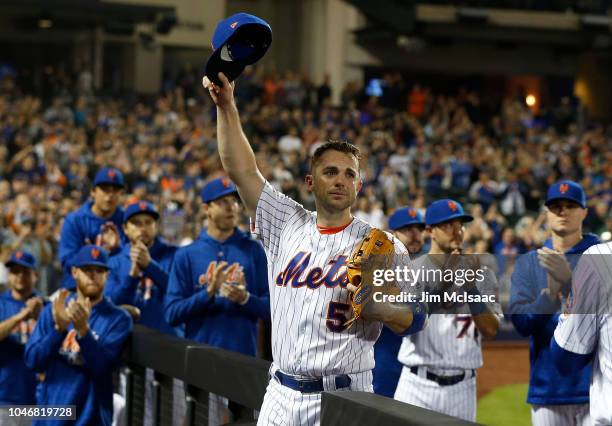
59, 167, 126, 290
105, 201, 178, 335
373, 207, 427, 397
203, 73, 426, 426
551, 241, 612, 425
25, 245, 133, 426
508, 181, 599, 425
0, 251, 44, 426
394, 199, 501, 422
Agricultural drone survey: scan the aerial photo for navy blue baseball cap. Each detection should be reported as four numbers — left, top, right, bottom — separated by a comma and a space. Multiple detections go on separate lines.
93, 167, 125, 188
205, 13, 272, 86
124, 201, 160, 224
201, 177, 239, 203
388, 207, 425, 230
6, 250, 37, 270
72, 245, 110, 270
425, 199, 474, 227
545, 180, 586, 208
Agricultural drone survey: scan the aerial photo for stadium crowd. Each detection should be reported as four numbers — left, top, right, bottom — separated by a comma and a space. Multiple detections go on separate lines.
0, 65, 609, 296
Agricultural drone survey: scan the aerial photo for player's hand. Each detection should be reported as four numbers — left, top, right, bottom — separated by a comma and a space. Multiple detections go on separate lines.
52, 289, 71, 332
98, 222, 121, 252
120, 304, 141, 322
25, 297, 44, 320
202, 73, 235, 109
546, 275, 563, 301
537, 247, 572, 284
129, 244, 142, 277
133, 240, 151, 269
208, 261, 230, 298
68, 297, 91, 337
223, 271, 249, 304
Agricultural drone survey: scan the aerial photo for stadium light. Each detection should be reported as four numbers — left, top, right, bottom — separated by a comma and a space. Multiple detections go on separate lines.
525, 94, 536, 106
38, 18, 53, 29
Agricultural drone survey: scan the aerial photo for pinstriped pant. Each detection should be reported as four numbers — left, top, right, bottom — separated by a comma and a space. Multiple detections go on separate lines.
531, 404, 590, 426
257, 367, 373, 426
393, 366, 477, 422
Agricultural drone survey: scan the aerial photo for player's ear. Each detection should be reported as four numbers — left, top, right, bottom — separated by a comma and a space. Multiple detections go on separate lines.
357, 178, 363, 194
305, 174, 314, 190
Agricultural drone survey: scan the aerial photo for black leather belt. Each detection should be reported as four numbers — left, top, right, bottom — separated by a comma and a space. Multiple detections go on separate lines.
274, 370, 351, 393
409, 366, 474, 387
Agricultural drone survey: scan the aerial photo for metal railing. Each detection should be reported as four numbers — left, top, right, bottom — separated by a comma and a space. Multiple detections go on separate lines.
122, 325, 476, 426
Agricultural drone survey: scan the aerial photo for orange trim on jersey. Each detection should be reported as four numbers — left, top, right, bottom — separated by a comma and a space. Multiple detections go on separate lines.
317, 220, 353, 235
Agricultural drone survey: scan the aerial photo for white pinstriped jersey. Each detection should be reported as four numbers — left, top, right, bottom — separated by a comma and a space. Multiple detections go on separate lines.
554, 242, 612, 425
398, 255, 500, 371
254, 182, 408, 377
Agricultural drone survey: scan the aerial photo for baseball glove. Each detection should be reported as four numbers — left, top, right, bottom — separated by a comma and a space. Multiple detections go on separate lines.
345, 228, 396, 327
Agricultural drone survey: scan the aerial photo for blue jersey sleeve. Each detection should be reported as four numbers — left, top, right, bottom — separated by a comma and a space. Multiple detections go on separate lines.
164, 250, 215, 327
105, 263, 140, 306
24, 305, 66, 371
508, 254, 560, 336
58, 214, 84, 270
77, 310, 133, 378
550, 336, 592, 375
143, 260, 170, 294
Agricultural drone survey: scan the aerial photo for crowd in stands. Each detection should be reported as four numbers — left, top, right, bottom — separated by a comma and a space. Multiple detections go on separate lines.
0, 64, 610, 297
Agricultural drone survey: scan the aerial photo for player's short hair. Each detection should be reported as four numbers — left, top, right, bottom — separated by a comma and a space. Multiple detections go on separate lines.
310, 140, 361, 172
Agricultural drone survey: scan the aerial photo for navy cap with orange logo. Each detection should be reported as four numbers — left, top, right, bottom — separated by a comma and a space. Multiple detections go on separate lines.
425, 199, 474, 227
93, 167, 125, 188
123, 201, 160, 224
545, 180, 586, 208
6, 250, 37, 270
388, 207, 425, 230
72, 245, 110, 270
201, 177, 238, 203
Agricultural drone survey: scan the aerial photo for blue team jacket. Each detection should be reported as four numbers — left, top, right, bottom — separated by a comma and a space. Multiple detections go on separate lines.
105, 238, 178, 335
372, 247, 428, 398
164, 229, 270, 356
508, 234, 600, 405
0, 291, 44, 404
59, 200, 126, 289
24, 296, 132, 426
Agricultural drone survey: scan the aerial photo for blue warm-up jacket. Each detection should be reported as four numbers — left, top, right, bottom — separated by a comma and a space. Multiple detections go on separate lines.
105, 238, 178, 335
508, 234, 599, 405
0, 291, 44, 405
24, 296, 132, 426
59, 200, 126, 289
164, 229, 270, 356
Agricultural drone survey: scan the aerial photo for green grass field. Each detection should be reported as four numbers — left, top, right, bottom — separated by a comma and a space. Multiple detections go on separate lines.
477, 384, 531, 426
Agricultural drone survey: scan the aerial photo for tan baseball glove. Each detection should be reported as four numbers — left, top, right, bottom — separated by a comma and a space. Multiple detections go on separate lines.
345, 228, 396, 327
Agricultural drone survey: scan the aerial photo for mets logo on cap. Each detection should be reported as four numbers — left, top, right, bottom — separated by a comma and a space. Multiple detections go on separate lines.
15, 251, 23, 259
139, 201, 148, 211
91, 248, 100, 259
230, 21, 238, 29
559, 183, 569, 194
107, 169, 116, 179
408, 209, 417, 218
448, 200, 458, 212
221, 177, 232, 188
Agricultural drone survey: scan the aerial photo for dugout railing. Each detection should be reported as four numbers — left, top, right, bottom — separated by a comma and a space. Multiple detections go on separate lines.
122, 325, 477, 425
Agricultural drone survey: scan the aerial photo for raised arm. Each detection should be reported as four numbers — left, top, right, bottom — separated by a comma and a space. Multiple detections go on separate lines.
203, 72, 265, 218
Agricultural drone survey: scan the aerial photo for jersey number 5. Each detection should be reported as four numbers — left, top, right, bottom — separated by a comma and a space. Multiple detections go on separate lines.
326, 302, 350, 332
